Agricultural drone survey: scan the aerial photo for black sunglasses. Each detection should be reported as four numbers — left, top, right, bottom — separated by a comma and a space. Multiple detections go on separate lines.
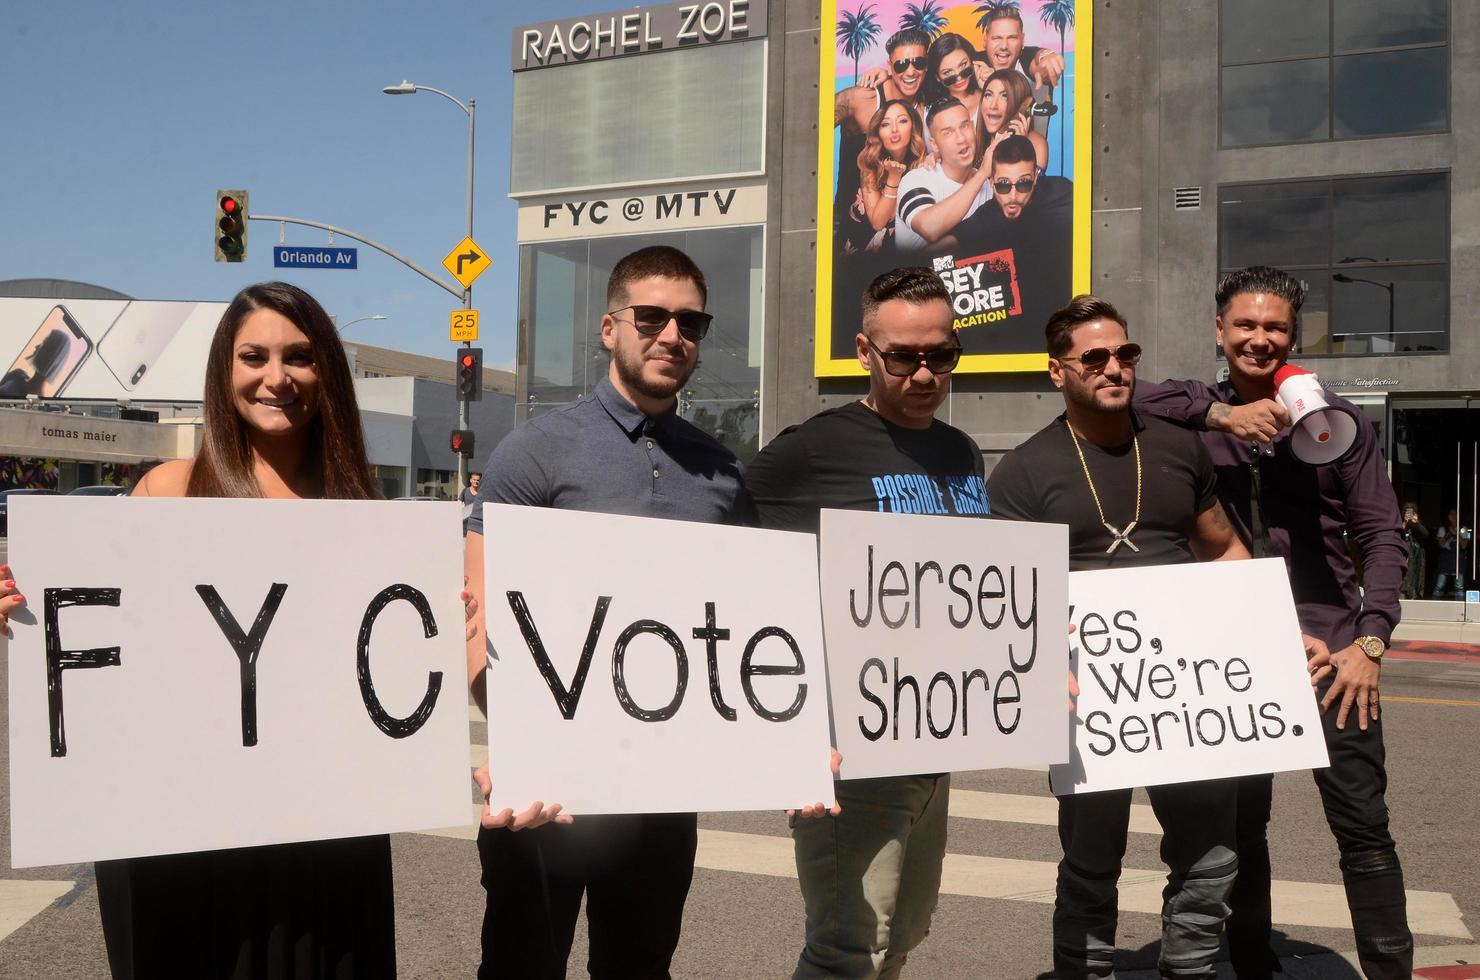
1058, 343, 1142, 372
938, 66, 974, 87
607, 304, 713, 342
992, 176, 1037, 194
892, 56, 928, 73
867, 337, 963, 376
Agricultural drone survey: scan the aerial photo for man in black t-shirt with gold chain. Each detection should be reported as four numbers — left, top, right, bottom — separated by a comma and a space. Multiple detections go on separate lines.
746, 268, 987, 979
988, 295, 1250, 980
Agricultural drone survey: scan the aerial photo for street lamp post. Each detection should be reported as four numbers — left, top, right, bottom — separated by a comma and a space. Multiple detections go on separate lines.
1332, 273, 1395, 350
383, 80, 477, 490
336, 314, 389, 333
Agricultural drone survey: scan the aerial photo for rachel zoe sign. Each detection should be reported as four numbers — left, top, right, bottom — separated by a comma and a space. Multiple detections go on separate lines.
513, 0, 766, 71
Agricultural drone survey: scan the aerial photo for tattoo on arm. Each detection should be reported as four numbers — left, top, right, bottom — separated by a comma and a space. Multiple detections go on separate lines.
1206, 501, 1233, 533
1206, 403, 1231, 431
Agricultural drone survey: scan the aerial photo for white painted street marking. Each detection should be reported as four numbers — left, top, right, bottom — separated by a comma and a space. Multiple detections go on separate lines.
949, 790, 1161, 835
0, 880, 72, 943
694, 830, 1470, 940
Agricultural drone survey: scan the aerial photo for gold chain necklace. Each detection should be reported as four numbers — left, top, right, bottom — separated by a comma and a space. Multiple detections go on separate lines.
1066, 422, 1142, 554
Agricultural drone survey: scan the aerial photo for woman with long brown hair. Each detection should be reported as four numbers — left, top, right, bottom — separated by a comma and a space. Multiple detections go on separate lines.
978, 68, 1049, 171
844, 98, 926, 254
0, 282, 395, 977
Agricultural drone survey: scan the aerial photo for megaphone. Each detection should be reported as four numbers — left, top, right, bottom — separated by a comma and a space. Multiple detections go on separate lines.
1274, 365, 1358, 465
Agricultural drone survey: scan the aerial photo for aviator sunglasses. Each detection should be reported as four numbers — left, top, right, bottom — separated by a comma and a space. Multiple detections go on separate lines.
992, 176, 1037, 194
938, 66, 975, 87
892, 56, 929, 73
866, 337, 963, 376
607, 304, 713, 342
1058, 343, 1142, 372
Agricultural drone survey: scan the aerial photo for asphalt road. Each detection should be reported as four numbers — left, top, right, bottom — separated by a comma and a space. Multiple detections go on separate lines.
0, 656, 1476, 979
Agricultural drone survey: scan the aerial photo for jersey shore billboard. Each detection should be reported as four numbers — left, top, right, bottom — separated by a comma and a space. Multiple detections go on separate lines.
817, 0, 1090, 376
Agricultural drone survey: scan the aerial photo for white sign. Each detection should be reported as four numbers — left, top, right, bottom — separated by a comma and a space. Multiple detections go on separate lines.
819, 510, 1070, 780
513, 0, 765, 71
6, 497, 470, 868
1050, 559, 1330, 796
516, 180, 767, 243
481, 504, 835, 814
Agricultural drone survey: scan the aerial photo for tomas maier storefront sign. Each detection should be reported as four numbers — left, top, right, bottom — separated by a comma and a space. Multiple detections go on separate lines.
516, 180, 767, 243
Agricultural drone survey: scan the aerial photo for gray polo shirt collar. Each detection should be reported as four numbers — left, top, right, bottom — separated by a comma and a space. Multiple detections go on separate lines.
593, 375, 678, 438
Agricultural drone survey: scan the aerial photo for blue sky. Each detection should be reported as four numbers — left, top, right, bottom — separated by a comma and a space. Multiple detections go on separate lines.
1, 0, 605, 368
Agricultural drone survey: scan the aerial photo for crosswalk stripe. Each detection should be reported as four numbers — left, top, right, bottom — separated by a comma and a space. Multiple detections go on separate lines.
0, 880, 73, 943
949, 789, 1161, 834
693, 830, 1470, 940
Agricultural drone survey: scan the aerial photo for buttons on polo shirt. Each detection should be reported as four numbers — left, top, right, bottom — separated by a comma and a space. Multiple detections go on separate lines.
652, 467, 660, 478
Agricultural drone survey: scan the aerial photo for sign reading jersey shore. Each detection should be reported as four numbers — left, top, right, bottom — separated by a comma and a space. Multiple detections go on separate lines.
482, 504, 835, 814
0, 298, 226, 401
816, 0, 1091, 375
1049, 560, 1329, 796
7, 498, 469, 867
821, 510, 1070, 779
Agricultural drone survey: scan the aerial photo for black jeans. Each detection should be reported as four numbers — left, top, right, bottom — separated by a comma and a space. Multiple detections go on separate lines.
1054, 779, 1239, 979
476, 812, 698, 980
1227, 681, 1413, 979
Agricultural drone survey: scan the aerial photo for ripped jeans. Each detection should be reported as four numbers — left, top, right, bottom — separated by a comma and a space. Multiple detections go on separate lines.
1227, 679, 1412, 980
1054, 779, 1239, 979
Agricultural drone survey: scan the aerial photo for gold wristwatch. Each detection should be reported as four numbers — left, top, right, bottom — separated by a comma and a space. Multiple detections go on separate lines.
1354, 635, 1386, 662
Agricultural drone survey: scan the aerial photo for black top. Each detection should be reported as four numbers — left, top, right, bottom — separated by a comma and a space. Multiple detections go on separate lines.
987, 412, 1218, 571
744, 400, 990, 534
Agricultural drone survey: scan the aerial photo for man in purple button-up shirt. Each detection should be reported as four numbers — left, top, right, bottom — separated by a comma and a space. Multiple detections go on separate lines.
1135, 265, 1413, 980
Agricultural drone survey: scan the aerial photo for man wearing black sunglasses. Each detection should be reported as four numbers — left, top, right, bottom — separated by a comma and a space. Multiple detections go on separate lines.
746, 268, 989, 979
834, 29, 932, 241
989, 295, 1248, 980
463, 245, 748, 980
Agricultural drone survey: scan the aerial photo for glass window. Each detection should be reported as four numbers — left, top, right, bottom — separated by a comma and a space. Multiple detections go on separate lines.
1221, 0, 1327, 63
519, 225, 764, 459
1218, 172, 1449, 355
1219, 3, 1447, 146
511, 42, 766, 194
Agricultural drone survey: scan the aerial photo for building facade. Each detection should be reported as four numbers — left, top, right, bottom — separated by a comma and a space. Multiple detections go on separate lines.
509, 1, 1475, 612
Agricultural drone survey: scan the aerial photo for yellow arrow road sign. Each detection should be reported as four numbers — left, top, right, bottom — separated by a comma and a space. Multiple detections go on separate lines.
442, 236, 491, 289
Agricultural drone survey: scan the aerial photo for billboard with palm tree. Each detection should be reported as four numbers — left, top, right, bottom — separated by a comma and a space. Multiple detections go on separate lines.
816, 0, 1090, 376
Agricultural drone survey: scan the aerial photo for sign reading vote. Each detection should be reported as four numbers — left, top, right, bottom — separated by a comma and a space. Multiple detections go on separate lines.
820, 510, 1070, 780
1049, 559, 1330, 796
6, 497, 470, 868
481, 504, 835, 815
273, 245, 358, 269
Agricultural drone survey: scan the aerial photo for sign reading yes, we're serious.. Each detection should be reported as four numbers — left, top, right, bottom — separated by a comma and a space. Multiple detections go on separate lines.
1050, 559, 1329, 796
481, 504, 836, 815
6, 498, 470, 868
820, 510, 1071, 780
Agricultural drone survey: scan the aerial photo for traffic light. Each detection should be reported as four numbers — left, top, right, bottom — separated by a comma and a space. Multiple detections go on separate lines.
215, 189, 249, 262
456, 347, 483, 401
450, 429, 476, 457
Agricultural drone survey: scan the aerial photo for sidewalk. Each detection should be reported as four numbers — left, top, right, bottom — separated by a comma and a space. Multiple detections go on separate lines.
1387, 638, 1480, 663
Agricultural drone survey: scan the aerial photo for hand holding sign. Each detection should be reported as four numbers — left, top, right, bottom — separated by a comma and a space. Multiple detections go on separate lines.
0, 563, 24, 633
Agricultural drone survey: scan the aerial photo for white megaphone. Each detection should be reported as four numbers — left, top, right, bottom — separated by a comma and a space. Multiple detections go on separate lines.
1274, 365, 1358, 465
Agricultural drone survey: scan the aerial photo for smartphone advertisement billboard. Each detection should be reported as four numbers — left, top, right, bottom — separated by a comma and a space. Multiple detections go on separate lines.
0, 298, 225, 402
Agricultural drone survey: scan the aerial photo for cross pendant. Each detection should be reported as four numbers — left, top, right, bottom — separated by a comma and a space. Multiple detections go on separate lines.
1103, 520, 1139, 554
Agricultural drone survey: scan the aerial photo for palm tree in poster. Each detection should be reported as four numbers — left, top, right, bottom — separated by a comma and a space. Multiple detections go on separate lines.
974, 0, 1021, 39
1040, 0, 1075, 175
838, 4, 883, 86
900, 1, 949, 39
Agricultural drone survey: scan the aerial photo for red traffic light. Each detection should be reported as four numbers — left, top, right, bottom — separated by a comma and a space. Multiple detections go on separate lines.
220, 196, 239, 213
460, 354, 476, 369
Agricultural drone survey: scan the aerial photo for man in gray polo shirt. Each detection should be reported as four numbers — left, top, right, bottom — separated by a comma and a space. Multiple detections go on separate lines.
463, 245, 747, 980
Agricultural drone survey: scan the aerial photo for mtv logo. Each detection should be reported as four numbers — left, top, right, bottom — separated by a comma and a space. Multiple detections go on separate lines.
932, 254, 956, 273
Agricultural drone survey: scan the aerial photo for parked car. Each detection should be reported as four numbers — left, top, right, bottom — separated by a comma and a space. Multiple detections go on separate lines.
0, 488, 61, 537
68, 485, 129, 496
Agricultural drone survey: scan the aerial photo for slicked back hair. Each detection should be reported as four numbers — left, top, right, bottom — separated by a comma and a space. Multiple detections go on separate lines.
1216, 265, 1305, 333
926, 96, 966, 132
861, 267, 952, 335
606, 245, 708, 309
886, 28, 932, 56
985, 4, 1025, 30
1045, 294, 1129, 358
991, 133, 1037, 170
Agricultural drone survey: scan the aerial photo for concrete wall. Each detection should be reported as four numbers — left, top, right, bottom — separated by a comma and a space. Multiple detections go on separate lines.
409, 379, 515, 472
770, 0, 1479, 460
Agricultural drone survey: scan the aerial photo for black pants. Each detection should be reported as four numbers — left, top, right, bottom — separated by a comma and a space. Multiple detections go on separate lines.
476, 812, 698, 980
1227, 682, 1413, 980
1054, 779, 1239, 979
